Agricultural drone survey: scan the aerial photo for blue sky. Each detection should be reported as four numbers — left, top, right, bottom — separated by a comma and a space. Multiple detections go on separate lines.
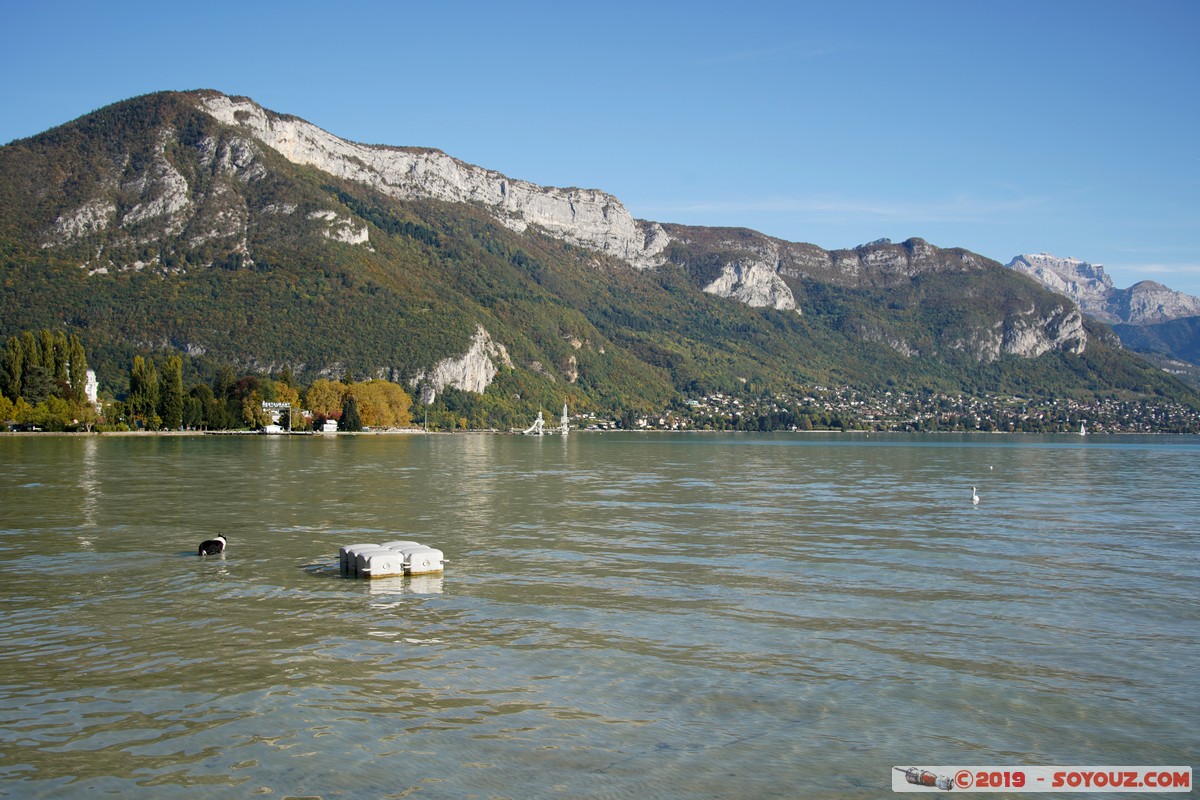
4, 1, 1198, 294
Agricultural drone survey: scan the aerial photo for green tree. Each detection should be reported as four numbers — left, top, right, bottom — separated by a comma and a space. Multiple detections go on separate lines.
19, 332, 40, 381
0, 330, 92, 405
30, 396, 74, 432
241, 390, 269, 428
187, 384, 220, 430
73, 397, 100, 433
339, 393, 363, 431
50, 331, 69, 391
66, 335, 88, 402
128, 356, 161, 429
20, 363, 55, 406
1, 336, 23, 400
39, 330, 57, 379
159, 356, 184, 430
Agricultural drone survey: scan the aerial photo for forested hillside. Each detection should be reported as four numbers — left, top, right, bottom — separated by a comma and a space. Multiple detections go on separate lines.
1, 90, 1196, 431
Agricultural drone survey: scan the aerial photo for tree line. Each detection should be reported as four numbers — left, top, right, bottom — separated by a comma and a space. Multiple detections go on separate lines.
1, 329, 97, 430
1, 330, 414, 432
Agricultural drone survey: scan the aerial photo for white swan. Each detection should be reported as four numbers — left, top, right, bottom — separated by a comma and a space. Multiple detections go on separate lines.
972, 486, 980, 505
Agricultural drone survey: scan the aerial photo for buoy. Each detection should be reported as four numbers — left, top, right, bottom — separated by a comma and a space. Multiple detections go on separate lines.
338, 541, 445, 578
395, 546, 445, 576
357, 549, 407, 578
380, 540, 423, 551
340, 543, 383, 575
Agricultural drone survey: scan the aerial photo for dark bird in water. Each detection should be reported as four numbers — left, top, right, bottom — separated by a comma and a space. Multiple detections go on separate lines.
197, 535, 227, 556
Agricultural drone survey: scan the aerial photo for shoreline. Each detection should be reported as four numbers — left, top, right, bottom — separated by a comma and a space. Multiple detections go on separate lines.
1, 428, 1193, 438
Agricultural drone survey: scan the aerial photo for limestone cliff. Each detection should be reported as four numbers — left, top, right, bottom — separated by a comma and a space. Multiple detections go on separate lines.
198, 94, 670, 270
410, 326, 514, 401
781, 237, 993, 289
1007, 253, 1117, 323
699, 237, 798, 312
949, 303, 1087, 362
1007, 253, 1200, 325
666, 229, 1085, 360
1120, 281, 1200, 325
703, 257, 798, 311
44, 122, 303, 271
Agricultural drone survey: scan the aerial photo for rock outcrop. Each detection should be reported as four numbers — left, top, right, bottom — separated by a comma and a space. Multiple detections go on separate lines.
199, 93, 670, 269
1120, 281, 1200, 325
782, 237, 991, 289
410, 325, 514, 400
1007, 253, 1118, 322
1007, 253, 1200, 325
702, 238, 798, 312
43, 124, 281, 272
945, 303, 1086, 362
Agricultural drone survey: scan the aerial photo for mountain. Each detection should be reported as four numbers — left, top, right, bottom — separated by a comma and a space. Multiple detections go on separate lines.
1, 90, 1194, 420
1006, 253, 1200, 371
1007, 253, 1200, 325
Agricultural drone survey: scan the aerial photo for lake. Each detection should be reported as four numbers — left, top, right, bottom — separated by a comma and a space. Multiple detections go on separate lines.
1, 432, 1196, 798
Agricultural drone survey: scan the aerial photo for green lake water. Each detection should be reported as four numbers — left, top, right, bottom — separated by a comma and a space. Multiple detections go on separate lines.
1, 432, 1196, 798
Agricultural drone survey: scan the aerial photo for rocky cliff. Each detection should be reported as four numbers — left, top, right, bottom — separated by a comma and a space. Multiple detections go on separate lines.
666, 230, 1085, 360
410, 325, 513, 401
198, 93, 670, 270
17, 89, 1183, 408
190, 93, 1093, 364
1007, 253, 1200, 325
28, 91, 1097, 368
1118, 281, 1200, 325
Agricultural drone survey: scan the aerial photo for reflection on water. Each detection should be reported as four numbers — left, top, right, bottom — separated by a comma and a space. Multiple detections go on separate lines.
365, 573, 445, 597
0, 432, 1197, 798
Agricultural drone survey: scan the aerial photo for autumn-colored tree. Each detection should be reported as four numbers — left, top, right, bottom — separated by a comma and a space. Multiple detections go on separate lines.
241, 390, 269, 428
273, 382, 301, 407
345, 379, 413, 429
304, 378, 347, 421
269, 381, 303, 428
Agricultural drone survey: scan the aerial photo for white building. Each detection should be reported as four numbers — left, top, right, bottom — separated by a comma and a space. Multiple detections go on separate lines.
85, 369, 99, 409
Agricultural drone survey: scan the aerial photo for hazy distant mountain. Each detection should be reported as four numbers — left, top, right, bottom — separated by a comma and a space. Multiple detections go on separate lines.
1007, 253, 1200, 370
0, 90, 1192, 410
1007, 253, 1200, 325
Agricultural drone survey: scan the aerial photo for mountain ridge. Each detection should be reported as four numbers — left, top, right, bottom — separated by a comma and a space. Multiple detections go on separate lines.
1, 89, 1195, 421
1006, 252, 1200, 325
1006, 252, 1200, 373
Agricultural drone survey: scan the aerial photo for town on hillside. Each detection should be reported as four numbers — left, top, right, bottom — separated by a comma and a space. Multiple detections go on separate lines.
601, 389, 1200, 435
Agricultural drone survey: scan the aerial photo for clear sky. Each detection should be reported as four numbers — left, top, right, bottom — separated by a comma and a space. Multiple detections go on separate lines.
3, 0, 1198, 295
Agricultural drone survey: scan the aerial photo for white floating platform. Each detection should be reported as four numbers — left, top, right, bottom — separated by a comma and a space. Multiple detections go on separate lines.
339, 541, 445, 578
